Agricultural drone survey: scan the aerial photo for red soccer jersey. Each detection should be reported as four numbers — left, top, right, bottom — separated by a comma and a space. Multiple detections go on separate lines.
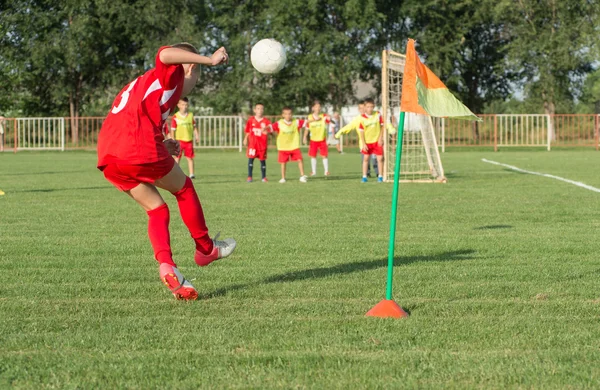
97, 46, 184, 168
244, 116, 272, 151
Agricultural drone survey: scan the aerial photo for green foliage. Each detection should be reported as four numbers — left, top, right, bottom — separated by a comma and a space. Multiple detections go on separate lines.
497, 0, 599, 114
0, 0, 598, 116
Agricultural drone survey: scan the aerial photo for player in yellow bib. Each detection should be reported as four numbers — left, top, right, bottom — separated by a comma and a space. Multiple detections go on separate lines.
266, 107, 308, 183
170, 97, 199, 179
358, 98, 384, 183
335, 101, 379, 178
303, 100, 331, 176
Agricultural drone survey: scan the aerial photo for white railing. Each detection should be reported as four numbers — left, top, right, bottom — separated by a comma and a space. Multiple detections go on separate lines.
16, 117, 65, 151
193, 116, 243, 151
497, 114, 550, 150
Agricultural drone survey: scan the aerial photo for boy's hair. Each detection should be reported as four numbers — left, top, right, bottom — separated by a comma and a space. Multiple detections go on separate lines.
171, 42, 199, 54
363, 98, 375, 105
312, 100, 321, 108
179, 97, 189, 103
255, 103, 264, 107
282, 106, 292, 112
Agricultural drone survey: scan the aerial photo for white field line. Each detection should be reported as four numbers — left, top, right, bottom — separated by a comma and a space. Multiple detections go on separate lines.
481, 158, 600, 193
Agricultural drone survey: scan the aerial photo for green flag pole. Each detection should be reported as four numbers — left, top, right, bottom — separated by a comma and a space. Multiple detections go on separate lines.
386, 111, 405, 300
366, 111, 409, 318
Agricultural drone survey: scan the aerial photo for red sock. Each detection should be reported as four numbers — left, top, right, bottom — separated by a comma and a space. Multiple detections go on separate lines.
147, 203, 176, 266
174, 177, 214, 255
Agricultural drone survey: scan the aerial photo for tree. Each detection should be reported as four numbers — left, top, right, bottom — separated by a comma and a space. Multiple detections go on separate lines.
498, 0, 599, 136
0, 0, 204, 141
396, 0, 514, 139
194, 0, 384, 115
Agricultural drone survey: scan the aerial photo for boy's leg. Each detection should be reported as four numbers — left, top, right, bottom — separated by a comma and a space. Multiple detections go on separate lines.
280, 162, 286, 180
298, 160, 305, 177
248, 158, 255, 178
362, 154, 369, 178
321, 143, 329, 174
126, 182, 197, 300
310, 158, 317, 175
372, 154, 379, 176
376, 155, 384, 181
127, 183, 174, 266
187, 157, 195, 178
260, 159, 267, 179
154, 164, 213, 255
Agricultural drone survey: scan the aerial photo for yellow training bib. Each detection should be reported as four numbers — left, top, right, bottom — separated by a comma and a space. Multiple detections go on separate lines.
276, 119, 300, 151
173, 112, 194, 142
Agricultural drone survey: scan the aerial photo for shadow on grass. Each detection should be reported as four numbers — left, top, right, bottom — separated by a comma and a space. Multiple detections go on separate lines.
202, 249, 476, 299
474, 225, 513, 230
2, 170, 89, 176
16, 186, 110, 193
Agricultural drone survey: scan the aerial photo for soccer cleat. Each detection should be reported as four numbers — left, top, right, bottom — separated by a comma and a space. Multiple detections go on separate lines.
194, 233, 237, 267
378, 176, 384, 183
279, 178, 286, 183
247, 177, 253, 183
159, 263, 198, 301
190, 174, 196, 179
310, 171, 316, 177
299, 175, 308, 183
361, 177, 368, 183
325, 171, 330, 176
261, 178, 268, 182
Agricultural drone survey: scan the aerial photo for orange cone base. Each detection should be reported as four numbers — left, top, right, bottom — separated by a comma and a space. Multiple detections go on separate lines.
365, 299, 409, 318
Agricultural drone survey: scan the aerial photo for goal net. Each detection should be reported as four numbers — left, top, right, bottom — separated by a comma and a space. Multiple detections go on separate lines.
382, 50, 446, 183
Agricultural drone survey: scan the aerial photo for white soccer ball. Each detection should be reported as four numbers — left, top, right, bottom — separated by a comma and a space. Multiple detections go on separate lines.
251, 39, 287, 74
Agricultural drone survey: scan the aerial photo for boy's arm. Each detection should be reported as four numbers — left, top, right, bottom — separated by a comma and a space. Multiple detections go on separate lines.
243, 133, 249, 146
159, 47, 228, 67
358, 123, 368, 152
377, 113, 384, 146
302, 127, 309, 145
194, 128, 199, 144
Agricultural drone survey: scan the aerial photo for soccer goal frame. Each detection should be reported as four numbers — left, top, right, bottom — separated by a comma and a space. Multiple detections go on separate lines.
381, 50, 446, 183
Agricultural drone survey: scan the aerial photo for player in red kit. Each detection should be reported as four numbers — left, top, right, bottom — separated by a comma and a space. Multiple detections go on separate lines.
97, 43, 236, 301
243, 103, 271, 182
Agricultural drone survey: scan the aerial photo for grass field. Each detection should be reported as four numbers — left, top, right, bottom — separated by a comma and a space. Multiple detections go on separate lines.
1, 148, 600, 389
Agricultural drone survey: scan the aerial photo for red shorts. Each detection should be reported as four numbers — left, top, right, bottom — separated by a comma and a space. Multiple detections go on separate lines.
247, 147, 267, 160
178, 140, 195, 158
308, 140, 328, 158
361, 142, 383, 156
102, 157, 175, 192
278, 149, 303, 163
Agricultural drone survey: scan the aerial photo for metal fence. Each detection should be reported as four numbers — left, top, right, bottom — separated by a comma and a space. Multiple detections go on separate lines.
443, 114, 600, 151
1, 114, 599, 152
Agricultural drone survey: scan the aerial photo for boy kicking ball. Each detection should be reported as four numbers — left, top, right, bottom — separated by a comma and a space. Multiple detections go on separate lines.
171, 97, 199, 179
97, 43, 236, 301
266, 107, 308, 183
243, 103, 271, 182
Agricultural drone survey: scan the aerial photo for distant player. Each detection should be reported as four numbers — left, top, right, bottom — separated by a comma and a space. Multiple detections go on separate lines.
243, 103, 271, 182
358, 98, 384, 183
171, 97, 198, 179
328, 111, 342, 154
335, 102, 379, 177
303, 100, 331, 176
266, 107, 308, 183
97, 43, 236, 301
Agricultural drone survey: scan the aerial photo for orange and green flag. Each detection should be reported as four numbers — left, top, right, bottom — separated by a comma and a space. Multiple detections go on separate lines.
401, 39, 480, 121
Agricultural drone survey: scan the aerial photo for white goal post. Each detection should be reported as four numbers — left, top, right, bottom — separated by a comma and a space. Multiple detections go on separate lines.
382, 50, 446, 183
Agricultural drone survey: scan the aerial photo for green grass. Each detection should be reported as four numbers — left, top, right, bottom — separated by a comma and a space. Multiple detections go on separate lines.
1, 149, 600, 389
